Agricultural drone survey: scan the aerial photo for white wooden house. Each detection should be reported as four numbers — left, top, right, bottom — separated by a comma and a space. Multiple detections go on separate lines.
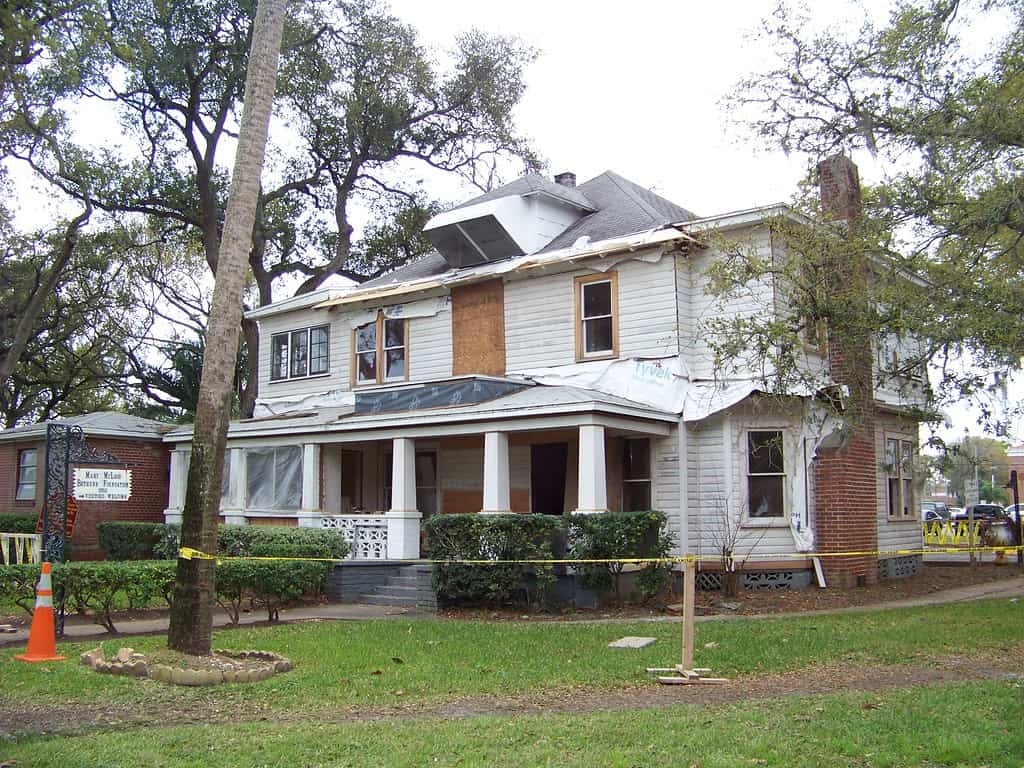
163, 158, 926, 590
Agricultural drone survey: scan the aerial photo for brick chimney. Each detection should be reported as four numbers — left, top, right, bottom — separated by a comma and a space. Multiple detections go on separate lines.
817, 154, 862, 221
812, 153, 879, 588
554, 171, 576, 188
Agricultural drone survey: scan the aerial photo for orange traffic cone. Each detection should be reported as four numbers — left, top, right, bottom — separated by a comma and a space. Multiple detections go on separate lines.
15, 562, 66, 663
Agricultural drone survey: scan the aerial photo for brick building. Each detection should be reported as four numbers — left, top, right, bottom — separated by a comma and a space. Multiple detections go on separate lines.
0, 412, 172, 560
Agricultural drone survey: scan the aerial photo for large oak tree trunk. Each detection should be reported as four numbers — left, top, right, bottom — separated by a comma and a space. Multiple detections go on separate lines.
167, 0, 286, 655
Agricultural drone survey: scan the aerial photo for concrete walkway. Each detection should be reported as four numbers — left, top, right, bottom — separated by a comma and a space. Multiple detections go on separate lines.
2, 576, 1022, 649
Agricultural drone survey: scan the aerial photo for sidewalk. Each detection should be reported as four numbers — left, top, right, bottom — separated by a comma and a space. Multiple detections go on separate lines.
3, 577, 1022, 649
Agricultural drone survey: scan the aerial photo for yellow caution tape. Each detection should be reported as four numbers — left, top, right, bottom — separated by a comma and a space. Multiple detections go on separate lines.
179, 545, 1024, 566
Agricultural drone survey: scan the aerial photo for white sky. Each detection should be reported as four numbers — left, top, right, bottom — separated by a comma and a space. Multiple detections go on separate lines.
7, 0, 1017, 442
384, 0, 1021, 444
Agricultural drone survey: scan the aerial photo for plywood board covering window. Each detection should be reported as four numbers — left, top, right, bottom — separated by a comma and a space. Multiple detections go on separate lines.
353, 312, 408, 386
574, 272, 619, 361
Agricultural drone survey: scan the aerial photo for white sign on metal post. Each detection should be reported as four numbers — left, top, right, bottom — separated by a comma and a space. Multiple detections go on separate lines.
72, 468, 133, 501
964, 478, 980, 507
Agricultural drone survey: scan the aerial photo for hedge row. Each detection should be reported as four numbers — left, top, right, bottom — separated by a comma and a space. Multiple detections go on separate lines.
98, 522, 350, 560
0, 514, 37, 533
0, 559, 329, 632
424, 510, 674, 607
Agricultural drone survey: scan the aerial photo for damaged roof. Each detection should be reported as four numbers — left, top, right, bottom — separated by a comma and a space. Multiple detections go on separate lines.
359, 170, 698, 291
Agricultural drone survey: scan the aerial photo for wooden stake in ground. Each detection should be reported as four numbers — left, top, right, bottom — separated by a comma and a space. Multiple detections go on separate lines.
647, 558, 727, 685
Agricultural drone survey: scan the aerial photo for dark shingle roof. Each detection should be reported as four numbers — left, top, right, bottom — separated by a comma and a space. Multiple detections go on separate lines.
359, 252, 452, 289
357, 171, 697, 287
542, 171, 698, 252
452, 173, 595, 212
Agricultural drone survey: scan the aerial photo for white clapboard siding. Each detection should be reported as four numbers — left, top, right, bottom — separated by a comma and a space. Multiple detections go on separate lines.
407, 310, 453, 382
875, 417, 923, 554
682, 226, 776, 381
688, 406, 807, 562
504, 251, 679, 372
258, 307, 347, 400
652, 428, 684, 555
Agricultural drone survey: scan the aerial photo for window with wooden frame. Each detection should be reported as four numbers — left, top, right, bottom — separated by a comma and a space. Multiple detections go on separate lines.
269, 325, 330, 381
746, 430, 785, 519
885, 437, 915, 519
574, 272, 619, 360
622, 438, 652, 511
15, 449, 37, 501
353, 313, 407, 386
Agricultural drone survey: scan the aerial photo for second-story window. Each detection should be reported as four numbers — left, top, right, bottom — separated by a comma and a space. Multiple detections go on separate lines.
575, 272, 619, 360
270, 325, 330, 381
355, 313, 407, 385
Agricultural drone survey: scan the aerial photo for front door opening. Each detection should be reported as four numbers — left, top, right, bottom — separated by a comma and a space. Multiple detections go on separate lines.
531, 442, 568, 514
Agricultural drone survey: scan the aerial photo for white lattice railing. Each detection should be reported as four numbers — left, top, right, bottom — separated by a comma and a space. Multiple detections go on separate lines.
320, 515, 388, 560
1, 533, 42, 565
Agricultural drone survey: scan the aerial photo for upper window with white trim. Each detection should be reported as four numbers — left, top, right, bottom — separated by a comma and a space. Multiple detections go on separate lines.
270, 325, 330, 381
575, 273, 619, 360
747, 430, 785, 519
355, 313, 407, 386
16, 449, 37, 501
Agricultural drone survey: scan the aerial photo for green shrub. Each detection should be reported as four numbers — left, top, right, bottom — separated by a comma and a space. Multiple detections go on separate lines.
97, 522, 168, 560
215, 559, 329, 623
156, 523, 349, 560
54, 560, 177, 632
425, 514, 564, 607
568, 510, 674, 603
0, 563, 42, 614
0, 514, 37, 533
217, 524, 349, 558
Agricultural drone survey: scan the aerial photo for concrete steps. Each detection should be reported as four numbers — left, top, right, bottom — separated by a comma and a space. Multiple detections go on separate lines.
328, 562, 436, 611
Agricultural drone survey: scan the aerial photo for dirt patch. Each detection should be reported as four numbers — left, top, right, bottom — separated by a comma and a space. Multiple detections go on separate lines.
1, 650, 1020, 738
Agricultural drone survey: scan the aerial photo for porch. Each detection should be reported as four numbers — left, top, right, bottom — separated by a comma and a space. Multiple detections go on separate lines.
163, 381, 677, 561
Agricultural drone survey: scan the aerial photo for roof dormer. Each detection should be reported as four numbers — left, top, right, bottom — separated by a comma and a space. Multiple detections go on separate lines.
423, 172, 595, 268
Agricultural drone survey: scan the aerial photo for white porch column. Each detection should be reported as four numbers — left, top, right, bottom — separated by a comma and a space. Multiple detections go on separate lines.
298, 443, 322, 527
222, 448, 247, 526
163, 447, 190, 525
481, 431, 511, 514
573, 424, 607, 515
386, 437, 421, 559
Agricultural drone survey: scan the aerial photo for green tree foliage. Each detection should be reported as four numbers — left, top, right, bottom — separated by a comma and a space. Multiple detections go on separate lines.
0, 0, 537, 422
722, 0, 1024, 429
934, 436, 1010, 504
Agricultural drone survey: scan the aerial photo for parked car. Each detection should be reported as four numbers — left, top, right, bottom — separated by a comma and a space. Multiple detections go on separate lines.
920, 501, 950, 522
951, 503, 1009, 523
1005, 503, 1023, 519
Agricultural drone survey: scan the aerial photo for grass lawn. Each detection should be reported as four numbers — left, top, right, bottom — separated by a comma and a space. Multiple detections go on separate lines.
5, 680, 1022, 767
1, 599, 1021, 714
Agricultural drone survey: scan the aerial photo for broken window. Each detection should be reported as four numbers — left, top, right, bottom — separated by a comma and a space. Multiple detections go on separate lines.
355, 313, 406, 385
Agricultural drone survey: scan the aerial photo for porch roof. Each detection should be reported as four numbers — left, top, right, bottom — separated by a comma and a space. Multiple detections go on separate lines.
163, 383, 677, 445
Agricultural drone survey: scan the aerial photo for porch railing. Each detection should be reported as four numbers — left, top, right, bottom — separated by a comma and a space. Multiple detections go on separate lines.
320, 515, 388, 560
1, 533, 42, 565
